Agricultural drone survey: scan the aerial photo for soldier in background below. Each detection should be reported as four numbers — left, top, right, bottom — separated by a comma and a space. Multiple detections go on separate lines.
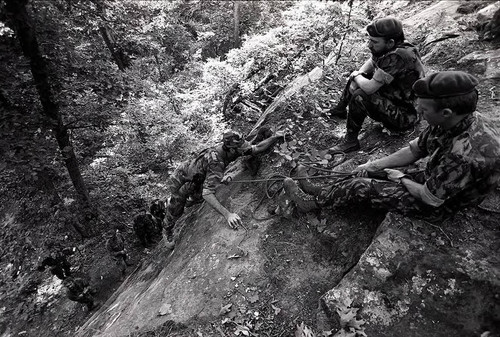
37, 241, 75, 280
106, 227, 132, 280
133, 199, 164, 247
63, 276, 98, 311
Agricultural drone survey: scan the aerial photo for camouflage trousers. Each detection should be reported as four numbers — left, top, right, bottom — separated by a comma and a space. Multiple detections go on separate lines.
337, 79, 418, 134
165, 161, 204, 229
317, 172, 450, 222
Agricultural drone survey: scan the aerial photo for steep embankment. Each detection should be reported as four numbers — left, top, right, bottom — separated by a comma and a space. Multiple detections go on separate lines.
76, 156, 384, 337
76, 1, 500, 337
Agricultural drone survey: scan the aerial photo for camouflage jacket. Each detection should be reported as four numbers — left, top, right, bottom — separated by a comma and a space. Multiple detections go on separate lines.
371, 42, 425, 103
186, 143, 253, 196
65, 277, 90, 299
409, 113, 500, 212
106, 232, 125, 253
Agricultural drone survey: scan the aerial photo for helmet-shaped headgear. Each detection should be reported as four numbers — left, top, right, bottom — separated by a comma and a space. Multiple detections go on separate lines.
222, 130, 244, 149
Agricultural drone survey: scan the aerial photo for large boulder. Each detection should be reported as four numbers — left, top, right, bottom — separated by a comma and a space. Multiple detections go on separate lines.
320, 211, 500, 337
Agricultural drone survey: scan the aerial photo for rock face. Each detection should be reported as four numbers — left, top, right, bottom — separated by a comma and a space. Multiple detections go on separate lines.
75, 158, 382, 337
320, 212, 500, 337
458, 49, 500, 78
76, 166, 273, 336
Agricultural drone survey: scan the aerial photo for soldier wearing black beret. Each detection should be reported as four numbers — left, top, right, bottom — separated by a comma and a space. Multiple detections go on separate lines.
162, 127, 285, 250
285, 71, 500, 222
328, 17, 425, 153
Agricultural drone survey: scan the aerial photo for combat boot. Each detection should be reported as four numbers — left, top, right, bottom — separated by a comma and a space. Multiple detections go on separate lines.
326, 104, 347, 119
295, 165, 323, 196
283, 178, 319, 213
329, 132, 360, 153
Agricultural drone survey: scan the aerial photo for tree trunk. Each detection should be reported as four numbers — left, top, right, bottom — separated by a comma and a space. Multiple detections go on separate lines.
99, 25, 129, 72
233, 1, 241, 48
91, 0, 130, 71
5, 0, 91, 208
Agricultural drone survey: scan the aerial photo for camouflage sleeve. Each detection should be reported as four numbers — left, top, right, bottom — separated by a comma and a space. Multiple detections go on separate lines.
376, 53, 406, 78
167, 161, 190, 194
202, 159, 225, 196
410, 126, 432, 158
236, 141, 254, 156
424, 154, 475, 203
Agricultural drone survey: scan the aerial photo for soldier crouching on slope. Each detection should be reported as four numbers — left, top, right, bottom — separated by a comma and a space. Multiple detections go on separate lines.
162, 127, 285, 249
63, 276, 98, 311
285, 71, 500, 222
327, 17, 425, 153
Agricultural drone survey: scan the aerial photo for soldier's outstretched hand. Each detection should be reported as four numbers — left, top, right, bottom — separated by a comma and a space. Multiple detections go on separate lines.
354, 161, 381, 173
274, 130, 292, 142
226, 212, 242, 230
384, 168, 406, 182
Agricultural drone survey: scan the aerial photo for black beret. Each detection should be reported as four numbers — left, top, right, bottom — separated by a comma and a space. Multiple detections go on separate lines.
413, 71, 479, 99
366, 17, 403, 39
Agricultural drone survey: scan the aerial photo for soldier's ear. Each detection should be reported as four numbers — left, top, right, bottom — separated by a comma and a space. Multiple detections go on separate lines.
441, 108, 453, 118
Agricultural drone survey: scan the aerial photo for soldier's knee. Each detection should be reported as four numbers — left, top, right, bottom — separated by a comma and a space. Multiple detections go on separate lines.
351, 89, 369, 102
349, 177, 373, 190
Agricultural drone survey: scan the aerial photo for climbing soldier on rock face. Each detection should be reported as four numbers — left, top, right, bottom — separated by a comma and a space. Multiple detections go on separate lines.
285, 71, 500, 222
162, 127, 285, 249
328, 17, 425, 153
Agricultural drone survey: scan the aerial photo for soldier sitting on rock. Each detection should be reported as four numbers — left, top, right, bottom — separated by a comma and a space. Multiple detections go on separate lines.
133, 199, 164, 247
37, 241, 75, 280
285, 71, 500, 222
106, 227, 132, 280
162, 127, 284, 249
63, 276, 98, 311
327, 17, 425, 153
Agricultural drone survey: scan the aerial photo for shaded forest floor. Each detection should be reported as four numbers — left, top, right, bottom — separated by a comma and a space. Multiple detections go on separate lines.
1, 1, 500, 337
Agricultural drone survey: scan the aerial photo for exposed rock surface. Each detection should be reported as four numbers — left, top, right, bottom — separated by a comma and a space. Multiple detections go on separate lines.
320, 211, 500, 337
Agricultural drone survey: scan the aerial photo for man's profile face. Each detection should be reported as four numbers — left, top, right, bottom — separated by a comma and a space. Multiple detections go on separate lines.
236, 141, 252, 154
367, 36, 393, 57
416, 98, 445, 126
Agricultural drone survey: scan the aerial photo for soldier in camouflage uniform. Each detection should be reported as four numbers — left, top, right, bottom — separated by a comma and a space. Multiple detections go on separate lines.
328, 17, 425, 153
163, 127, 284, 249
37, 242, 75, 280
106, 228, 132, 280
133, 199, 165, 247
285, 71, 500, 221
63, 276, 97, 311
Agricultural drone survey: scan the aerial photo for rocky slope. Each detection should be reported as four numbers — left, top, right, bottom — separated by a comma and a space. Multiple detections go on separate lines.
74, 1, 500, 337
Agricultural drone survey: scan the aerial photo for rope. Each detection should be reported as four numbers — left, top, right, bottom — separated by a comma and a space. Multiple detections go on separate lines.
243, 154, 353, 220
250, 174, 288, 221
